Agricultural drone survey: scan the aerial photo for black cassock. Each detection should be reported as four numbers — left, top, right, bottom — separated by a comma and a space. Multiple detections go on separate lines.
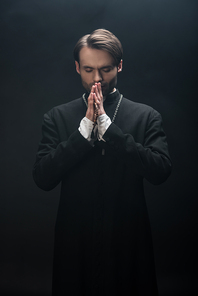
33, 90, 172, 296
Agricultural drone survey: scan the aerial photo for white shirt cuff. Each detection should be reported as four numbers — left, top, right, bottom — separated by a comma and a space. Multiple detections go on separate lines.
97, 114, 111, 141
78, 117, 93, 142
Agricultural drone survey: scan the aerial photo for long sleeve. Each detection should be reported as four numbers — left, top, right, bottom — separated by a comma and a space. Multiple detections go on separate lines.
103, 109, 172, 185
33, 112, 93, 191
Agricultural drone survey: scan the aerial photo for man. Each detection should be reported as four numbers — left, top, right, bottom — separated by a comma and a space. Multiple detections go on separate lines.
33, 29, 172, 296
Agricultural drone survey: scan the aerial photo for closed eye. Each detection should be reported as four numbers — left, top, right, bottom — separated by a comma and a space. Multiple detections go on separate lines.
85, 68, 93, 73
102, 68, 111, 73
83, 66, 113, 73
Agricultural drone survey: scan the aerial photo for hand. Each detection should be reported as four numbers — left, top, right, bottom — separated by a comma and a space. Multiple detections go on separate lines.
85, 85, 95, 122
92, 83, 106, 117
86, 83, 106, 122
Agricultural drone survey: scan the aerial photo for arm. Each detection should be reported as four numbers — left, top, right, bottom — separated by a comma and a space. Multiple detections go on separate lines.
103, 110, 172, 185
33, 112, 93, 191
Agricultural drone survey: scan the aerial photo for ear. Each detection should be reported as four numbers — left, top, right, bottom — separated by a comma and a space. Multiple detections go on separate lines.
75, 61, 80, 74
117, 60, 123, 73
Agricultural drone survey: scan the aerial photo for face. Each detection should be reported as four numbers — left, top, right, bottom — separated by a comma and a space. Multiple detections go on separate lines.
75, 47, 122, 96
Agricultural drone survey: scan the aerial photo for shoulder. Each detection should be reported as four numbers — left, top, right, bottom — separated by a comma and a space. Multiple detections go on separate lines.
45, 97, 84, 119
49, 97, 82, 114
121, 97, 161, 120
42, 97, 87, 132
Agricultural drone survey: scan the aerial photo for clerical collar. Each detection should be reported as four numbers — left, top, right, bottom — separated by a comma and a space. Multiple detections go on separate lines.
103, 88, 116, 101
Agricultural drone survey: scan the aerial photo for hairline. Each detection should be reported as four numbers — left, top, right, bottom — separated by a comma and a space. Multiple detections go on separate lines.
78, 46, 118, 68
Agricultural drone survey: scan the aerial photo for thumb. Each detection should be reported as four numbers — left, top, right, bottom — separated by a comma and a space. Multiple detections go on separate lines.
88, 92, 94, 109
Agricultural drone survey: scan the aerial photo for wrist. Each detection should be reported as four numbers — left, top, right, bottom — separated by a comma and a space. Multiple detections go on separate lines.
86, 112, 94, 122
98, 109, 106, 116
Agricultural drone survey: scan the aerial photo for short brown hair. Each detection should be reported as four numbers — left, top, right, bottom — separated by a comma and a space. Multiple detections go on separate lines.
73, 29, 123, 66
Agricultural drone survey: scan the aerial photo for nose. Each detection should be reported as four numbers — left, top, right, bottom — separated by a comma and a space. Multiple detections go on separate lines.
93, 70, 102, 83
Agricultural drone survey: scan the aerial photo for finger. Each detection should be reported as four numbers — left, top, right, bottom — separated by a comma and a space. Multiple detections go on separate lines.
94, 84, 99, 98
93, 93, 97, 105
88, 85, 95, 99
88, 92, 94, 108
91, 85, 95, 94
93, 93, 98, 113
86, 92, 95, 121
94, 84, 100, 104
97, 82, 103, 99
95, 82, 102, 101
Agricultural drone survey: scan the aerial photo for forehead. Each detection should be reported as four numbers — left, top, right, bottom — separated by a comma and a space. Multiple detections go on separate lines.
79, 46, 115, 67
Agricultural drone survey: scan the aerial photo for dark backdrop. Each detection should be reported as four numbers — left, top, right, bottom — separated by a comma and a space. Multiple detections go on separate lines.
1, 0, 197, 295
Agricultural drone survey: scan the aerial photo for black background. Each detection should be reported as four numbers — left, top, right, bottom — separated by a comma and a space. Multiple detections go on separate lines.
1, 0, 197, 295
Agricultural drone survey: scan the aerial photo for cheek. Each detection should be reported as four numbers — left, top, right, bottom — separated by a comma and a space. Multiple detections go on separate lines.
105, 71, 117, 81
106, 73, 117, 84
81, 73, 90, 84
